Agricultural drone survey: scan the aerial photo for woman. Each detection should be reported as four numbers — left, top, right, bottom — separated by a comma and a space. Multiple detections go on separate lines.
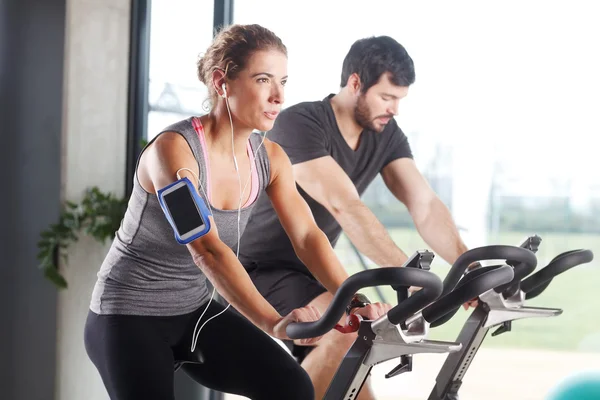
84, 24, 348, 400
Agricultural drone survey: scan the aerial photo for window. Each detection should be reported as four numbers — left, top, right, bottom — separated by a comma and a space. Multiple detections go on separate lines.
146, 0, 215, 142
234, 1, 600, 399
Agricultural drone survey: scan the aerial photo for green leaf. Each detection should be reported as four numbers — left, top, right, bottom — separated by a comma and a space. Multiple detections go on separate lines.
37, 186, 127, 290
44, 267, 68, 289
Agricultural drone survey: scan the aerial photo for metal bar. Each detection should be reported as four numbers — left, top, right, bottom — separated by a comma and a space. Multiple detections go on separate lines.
428, 306, 490, 400
125, 0, 151, 197
324, 324, 375, 400
213, 0, 234, 33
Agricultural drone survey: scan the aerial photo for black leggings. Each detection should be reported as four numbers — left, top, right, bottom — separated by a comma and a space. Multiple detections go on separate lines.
84, 301, 314, 400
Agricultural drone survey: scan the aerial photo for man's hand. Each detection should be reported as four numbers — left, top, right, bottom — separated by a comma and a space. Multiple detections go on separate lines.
351, 302, 392, 320
272, 305, 323, 345
408, 286, 422, 294
462, 299, 479, 310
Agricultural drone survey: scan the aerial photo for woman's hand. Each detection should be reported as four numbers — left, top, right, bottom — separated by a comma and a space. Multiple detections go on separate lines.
272, 305, 323, 345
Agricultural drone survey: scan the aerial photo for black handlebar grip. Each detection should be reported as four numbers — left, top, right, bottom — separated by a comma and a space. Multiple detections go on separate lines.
427, 265, 503, 327
521, 249, 593, 299
523, 279, 552, 300
511, 235, 542, 279
495, 235, 542, 295
387, 272, 443, 324
520, 250, 576, 299
423, 265, 514, 326
442, 245, 537, 297
286, 267, 442, 339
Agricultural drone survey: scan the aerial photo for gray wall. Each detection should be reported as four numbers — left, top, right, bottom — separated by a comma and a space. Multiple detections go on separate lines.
0, 0, 66, 399
55, 0, 131, 398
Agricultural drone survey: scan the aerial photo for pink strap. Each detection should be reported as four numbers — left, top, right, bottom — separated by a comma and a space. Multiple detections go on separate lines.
192, 117, 259, 207
192, 117, 212, 202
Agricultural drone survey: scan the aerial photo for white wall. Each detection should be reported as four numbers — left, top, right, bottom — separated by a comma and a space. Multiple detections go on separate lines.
56, 0, 131, 399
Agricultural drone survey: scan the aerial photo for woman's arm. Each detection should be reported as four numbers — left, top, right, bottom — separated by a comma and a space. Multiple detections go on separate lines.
138, 132, 320, 342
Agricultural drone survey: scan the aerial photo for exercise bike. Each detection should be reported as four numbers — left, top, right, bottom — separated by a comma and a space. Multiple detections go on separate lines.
287, 245, 529, 400
426, 235, 594, 400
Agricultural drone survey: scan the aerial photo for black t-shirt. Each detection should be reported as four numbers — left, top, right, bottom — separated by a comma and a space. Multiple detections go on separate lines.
239, 94, 413, 272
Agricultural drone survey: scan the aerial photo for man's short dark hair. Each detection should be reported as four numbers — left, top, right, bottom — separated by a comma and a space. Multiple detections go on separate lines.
340, 36, 415, 92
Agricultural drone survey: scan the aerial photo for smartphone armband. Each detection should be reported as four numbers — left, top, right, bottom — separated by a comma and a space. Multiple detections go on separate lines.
157, 177, 212, 244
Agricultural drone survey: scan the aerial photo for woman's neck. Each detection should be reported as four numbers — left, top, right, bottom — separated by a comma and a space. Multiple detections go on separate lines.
200, 106, 252, 157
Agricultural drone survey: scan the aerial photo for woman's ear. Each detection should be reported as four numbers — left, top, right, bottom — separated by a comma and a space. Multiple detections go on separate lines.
211, 69, 227, 98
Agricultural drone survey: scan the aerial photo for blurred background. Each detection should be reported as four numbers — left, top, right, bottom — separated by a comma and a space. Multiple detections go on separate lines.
2, 0, 599, 399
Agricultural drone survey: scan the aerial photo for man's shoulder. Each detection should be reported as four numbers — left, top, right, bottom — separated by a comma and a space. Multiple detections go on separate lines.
269, 98, 332, 143
375, 118, 413, 161
277, 98, 331, 123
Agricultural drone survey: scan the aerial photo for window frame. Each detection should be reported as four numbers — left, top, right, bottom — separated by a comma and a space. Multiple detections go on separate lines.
125, 0, 234, 197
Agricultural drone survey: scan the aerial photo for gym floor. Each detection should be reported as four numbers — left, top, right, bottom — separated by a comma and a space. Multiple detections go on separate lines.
224, 347, 600, 400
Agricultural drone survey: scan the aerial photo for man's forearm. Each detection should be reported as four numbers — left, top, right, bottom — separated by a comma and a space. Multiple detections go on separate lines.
411, 197, 468, 265
332, 199, 409, 268
192, 244, 281, 335
294, 229, 350, 294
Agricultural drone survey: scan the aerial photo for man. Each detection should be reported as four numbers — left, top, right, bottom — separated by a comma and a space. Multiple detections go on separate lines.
238, 36, 471, 399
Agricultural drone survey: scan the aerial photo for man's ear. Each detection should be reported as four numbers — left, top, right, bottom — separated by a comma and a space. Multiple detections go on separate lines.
347, 73, 362, 95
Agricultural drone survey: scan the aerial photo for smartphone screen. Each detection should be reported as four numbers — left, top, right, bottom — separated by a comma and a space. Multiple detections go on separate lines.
162, 184, 206, 236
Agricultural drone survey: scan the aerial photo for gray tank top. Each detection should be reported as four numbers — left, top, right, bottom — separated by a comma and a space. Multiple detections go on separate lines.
90, 117, 270, 316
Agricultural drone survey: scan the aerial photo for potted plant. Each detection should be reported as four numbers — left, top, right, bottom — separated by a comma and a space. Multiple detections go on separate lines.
37, 187, 128, 289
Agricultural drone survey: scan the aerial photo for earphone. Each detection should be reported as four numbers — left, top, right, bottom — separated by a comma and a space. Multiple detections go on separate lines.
189, 77, 269, 353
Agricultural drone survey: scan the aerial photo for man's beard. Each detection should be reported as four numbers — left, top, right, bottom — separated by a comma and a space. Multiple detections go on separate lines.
353, 94, 391, 133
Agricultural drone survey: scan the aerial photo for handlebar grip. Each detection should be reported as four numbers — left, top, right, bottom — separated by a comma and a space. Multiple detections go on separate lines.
495, 234, 542, 295
523, 279, 552, 300
387, 272, 443, 324
423, 265, 514, 326
511, 235, 541, 279
521, 249, 593, 299
286, 266, 442, 340
442, 245, 537, 296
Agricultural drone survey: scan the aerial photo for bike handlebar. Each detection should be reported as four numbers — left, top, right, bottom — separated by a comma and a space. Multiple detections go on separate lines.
495, 235, 542, 295
441, 245, 537, 297
423, 265, 514, 326
521, 249, 593, 300
286, 251, 443, 339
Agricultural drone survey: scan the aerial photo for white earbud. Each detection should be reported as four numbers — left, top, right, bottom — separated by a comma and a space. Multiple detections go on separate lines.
221, 83, 227, 98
